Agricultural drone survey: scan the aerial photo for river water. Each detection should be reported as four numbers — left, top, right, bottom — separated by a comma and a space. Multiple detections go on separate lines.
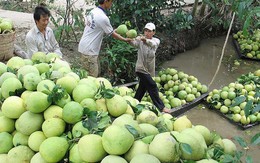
162, 35, 260, 162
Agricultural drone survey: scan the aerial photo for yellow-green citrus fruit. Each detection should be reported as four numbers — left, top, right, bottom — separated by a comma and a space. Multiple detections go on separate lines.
102, 125, 134, 155
116, 24, 128, 36
78, 134, 107, 162
0, 72, 17, 87
196, 158, 218, 163
80, 98, 97, 111
42, 118, 66, 137
0, 116, 15, 133
25, 91, 51, 113
130, 153, 161, 163
17, 65, 39, 78
7, 145, 35, 163
173, 115, 192, 132
0, 154, 8, 163
56, 76, 78, 95
43, 105, 63, 119
1, 78, 23, 99
0, 132, 13, 154
96, 98, 107, 112
0, 62, 7, 76
106, 94, 128, 117
15, 111, 44, 135
126, 29, 137, 38
6, 56, 25, 69
30, 152, 48, 163
62, 101, 84, 124
12, 131, 29, 146
222, 139, 237, 156
39, 137, 69, 163
124, 140, 149, 162
72, 84, 97, 103
101, 155, 128, 163
37, 79, 55, 94
31, 52, 46, 63
139, 123, 159, 136
69, 144, 85, 163
137, 110, 159, 126
194, 125, 213, 146
149, 132, 180, 163
1, 96, 26, 119
28, 131, 47, 152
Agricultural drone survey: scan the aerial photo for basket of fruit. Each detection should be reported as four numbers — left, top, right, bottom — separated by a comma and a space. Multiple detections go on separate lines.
232, 29, 260, 61
0, 17, 15, 61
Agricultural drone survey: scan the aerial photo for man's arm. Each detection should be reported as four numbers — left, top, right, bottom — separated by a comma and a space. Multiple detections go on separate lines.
111, 31, 132, 43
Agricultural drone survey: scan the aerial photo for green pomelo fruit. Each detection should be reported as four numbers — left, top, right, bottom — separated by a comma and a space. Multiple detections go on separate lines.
101, 155, 127, 163
23, 73, 42, 91
181, 128, 207, 149
178, 90, 187, 100
39, 137, 69, 163
186, 93, 196, 102
62, 101, 84, 124
23, 59, 33, 65
254, 69, 260, 76
65, 72, 80, 82
51, 59, 71, 71
20, 90, 33, 102
0, 116, 15, 133
130, 153, 161, 163
96, 77, 112, 89
0, 132, 13, 154
15, 111, 44, 135
0, 72, 17, 86
17, 65, 39, 79
170, 98, 182, 108
96, 98, 107, 112
43, 105, 63, 119
12, 131, 29, 146
46, 52, 61, 62
80, 98, 97, 111
33, 63, 50, 74
222, 139, 237, 156
124, 140, 149, 162
118, 86, 132, 96
139, 123, 159, 136
42, 118, 66, 137
112, 114, 142, 135
56, 76, 77, 95
194, 125, 213, 146
0, 62, 7, 76
0, 154, 8, 163
149, 132, 180, 163
30, 152, 48, 163
36, 79, 55, 94
126, 29, 137, 38
136, 110, 159, 126
72, 84, 97, 103
25, 91, 51, 113
201, 85, 208, 93
102, 125, 134, 155
78, 134, 107, 162
1, 78, 22, 99
58, 66, 72, 75
31, 52, 46, 63
69, 144, 85, 163
72, 121, 90, 138
123, 95, 137, 106
78, 77, 98, 88
173, 115, 192, 132
116, 24, 128, 36
1, 96, 26, 119
7, 145, 35, 163
196, 158, 218, 163
6, 56, 25, 69
125, 105, 135, 116
106, 94, 128, 117
28, 131, 47, 152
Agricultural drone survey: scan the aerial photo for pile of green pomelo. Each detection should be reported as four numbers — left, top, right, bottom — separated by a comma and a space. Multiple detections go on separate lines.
0, 53, 238, 163
206, 69, 260, 126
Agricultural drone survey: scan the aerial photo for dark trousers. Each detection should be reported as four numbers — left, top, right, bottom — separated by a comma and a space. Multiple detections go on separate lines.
134, 72, 165, 110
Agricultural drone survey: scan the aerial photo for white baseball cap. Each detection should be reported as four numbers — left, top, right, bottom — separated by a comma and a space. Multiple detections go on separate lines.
144, 22, 156, 31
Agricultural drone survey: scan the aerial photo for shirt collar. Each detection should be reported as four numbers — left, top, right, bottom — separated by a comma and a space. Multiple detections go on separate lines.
97, 6, 107, 15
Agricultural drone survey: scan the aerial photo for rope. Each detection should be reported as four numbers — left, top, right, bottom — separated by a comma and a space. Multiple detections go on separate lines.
208, 12, 236, 88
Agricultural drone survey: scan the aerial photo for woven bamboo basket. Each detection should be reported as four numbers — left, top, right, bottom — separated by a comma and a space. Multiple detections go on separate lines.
0, 31, 15, 61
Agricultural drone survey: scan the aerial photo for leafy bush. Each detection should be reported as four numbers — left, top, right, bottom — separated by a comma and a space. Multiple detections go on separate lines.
100, 38, 137, 85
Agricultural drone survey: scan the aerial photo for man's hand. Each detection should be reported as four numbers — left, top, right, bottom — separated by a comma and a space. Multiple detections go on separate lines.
162, 107, 172, 113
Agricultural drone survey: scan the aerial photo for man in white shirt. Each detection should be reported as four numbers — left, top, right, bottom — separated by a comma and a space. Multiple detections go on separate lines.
78, 0, 131, 77
25, 5, 63, 59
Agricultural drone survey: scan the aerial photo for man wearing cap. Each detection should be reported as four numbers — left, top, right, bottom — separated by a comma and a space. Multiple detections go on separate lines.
130, 22, 171, 113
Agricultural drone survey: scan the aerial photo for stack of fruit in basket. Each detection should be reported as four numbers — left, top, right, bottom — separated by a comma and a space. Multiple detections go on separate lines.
0, 17, 14, 34
0, 53, 242, 162
233, 29, 260, 60
128, 68, 208, 109
206, 69, 260, 126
